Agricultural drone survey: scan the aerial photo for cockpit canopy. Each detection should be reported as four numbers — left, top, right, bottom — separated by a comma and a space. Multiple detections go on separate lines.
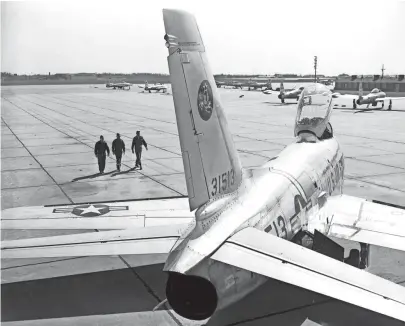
295, 83, 334, 140
370, 88, 380, 93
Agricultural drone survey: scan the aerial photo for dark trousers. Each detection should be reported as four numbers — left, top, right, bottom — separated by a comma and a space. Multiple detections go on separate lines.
97, 155, 106, 173
116, 154, 122, 170
135, 151, 142, 168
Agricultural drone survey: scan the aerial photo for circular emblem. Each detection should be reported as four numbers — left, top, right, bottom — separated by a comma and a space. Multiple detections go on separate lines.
72, 204, 110, 217
197, 80, 214, 121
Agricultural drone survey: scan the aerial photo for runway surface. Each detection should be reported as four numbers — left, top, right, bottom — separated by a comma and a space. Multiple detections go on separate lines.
1, 84, 405, 326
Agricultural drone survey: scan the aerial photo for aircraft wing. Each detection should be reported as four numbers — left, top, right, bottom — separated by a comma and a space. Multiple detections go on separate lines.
212, 227, 405, 322
1, 222, 194, 259
310, 194, 405, 252
375, 97, 405, 102
1, 197, 194, 230
332, 93, 358, 99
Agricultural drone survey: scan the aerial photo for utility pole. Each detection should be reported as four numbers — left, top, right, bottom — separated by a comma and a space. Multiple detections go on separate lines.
314, 56, 318, 83
381, 64, 385, 79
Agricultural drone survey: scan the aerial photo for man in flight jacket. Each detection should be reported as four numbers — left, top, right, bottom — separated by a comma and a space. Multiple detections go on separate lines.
94, 135, 110, 174
131, 131, 148, 170
112, 133, 125, 172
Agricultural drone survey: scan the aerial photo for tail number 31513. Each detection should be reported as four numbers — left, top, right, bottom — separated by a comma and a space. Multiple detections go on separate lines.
211, 169, 235, 196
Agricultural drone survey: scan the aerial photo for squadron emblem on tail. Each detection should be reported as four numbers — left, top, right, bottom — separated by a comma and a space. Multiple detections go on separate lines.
197, 80, 214, 121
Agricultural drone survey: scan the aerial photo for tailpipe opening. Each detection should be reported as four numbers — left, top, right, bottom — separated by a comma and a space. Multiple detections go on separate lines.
166, 272, 218, 320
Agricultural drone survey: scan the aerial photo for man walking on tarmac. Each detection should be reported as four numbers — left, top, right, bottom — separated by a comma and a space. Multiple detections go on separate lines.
112, 133, 125, 171
131, 131, 148, 170
94, 135, 110, 174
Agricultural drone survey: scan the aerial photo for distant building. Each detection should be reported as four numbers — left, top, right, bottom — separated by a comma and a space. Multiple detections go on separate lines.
302, 74, 326, 78
274, 73, 298, 78
334, 75, 405, 93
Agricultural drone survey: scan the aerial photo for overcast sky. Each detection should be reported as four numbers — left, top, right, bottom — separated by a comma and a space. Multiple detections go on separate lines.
1, 0, 405, 76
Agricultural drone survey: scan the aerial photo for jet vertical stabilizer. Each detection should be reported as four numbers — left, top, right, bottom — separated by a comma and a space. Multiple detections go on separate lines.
359, 81, 364, 97
267, 79, 273, 90
163, 9, 243, 211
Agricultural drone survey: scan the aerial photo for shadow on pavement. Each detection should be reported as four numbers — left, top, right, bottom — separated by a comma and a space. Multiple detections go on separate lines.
71, 171, 114, 182
110, 168, 139, 177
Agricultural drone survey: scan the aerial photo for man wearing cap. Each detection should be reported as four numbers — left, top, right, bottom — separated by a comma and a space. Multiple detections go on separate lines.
112, 133, 125, 171
94, 135, 110, 174
131, 131, 148, 170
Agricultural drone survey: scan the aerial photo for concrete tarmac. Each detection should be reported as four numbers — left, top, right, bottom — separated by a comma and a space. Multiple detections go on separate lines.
1, 85, 405, 326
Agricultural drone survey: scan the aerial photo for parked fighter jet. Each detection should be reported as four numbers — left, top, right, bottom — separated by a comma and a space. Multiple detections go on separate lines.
334, 81, 405, 111
263, 82, 304, 103
215, 80, 226, 88
138, 81, 168, 93
246, 78, 273, 91
106, 80, 132, 90
228, 80, 243, 89
226, 79, 272, 91
2, 9, 405, 324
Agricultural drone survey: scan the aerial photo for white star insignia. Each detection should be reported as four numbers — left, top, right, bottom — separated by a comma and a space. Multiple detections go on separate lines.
76, 205, 102, 216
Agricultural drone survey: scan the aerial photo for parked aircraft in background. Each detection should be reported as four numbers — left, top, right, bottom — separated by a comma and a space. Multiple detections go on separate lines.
263, 82, 304, 103
2, 9, 405, 325
245, 79, 273, 91
138, 81, 168, 93
221, 79, 273, 91
215, 81, 226, 88
106, 80, 132, 90
228, 81, 243, 89
333, 81, 405, 111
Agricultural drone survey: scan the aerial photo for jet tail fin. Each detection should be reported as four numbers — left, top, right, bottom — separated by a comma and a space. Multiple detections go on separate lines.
267, 79, 273, 90
163, 9, 243, 211
359, 81, 363, 97
280, 81, 285, 94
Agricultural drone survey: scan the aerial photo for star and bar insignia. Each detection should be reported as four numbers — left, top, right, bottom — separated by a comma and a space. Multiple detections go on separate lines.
53, 204, 129, 217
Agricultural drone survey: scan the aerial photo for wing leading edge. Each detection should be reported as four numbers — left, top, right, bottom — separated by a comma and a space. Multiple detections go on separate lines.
375, 97, 405, 102
212, 227, 405, 322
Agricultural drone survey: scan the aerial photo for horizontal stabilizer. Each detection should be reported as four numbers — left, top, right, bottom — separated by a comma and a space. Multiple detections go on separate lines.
2, 224, 193, 259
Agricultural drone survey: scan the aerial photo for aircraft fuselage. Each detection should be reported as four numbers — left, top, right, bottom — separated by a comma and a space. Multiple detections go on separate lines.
144, 85, 167, 93
164, 137, 345, 320
278, 88, 304, 102
106, 83, 131, 90
248, 82, 271, 90
356, 92, 386, 106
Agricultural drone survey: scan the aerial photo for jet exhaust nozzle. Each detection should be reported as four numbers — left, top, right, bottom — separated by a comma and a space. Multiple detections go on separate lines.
166, 272, 218, 320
